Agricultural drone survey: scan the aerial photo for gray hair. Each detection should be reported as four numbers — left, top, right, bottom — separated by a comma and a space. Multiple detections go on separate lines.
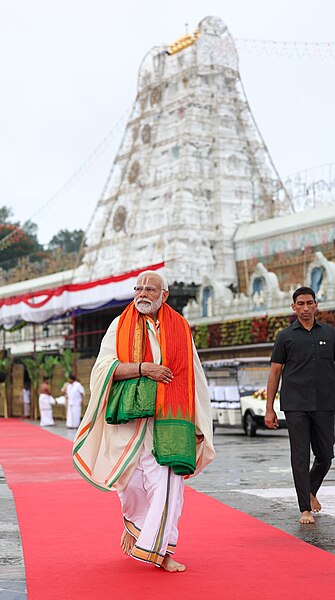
137, 270, 169, 291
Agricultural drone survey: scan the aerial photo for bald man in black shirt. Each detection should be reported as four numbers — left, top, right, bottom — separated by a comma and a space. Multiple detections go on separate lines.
265, 286, 335, 524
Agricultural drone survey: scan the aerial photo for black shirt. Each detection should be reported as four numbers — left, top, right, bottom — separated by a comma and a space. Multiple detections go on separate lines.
271, 319, 335, 411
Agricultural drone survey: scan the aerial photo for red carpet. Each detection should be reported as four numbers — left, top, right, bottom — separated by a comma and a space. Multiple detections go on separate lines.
1, 419, 335, 599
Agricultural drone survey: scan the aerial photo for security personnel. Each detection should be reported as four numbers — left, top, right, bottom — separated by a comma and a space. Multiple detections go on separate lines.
265, 286, 335, 524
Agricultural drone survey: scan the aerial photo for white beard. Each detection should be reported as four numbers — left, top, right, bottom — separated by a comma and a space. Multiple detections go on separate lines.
135, 293, 163, 315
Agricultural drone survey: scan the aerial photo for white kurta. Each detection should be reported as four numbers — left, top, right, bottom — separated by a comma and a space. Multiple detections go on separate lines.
73, 315, 215, 492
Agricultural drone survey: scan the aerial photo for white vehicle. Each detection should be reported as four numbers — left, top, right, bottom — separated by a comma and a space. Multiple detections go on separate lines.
202, 357, 286, 437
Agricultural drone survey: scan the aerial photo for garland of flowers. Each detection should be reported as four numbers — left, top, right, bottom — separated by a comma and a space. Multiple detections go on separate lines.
192, 310, 335, 349
253, 389, 279, 400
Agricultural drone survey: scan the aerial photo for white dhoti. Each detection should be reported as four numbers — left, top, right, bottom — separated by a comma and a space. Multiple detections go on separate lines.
118, 449, 184, 567
23, 402, 31, 417
66, 405, 82, 429
39, 394, 55, 427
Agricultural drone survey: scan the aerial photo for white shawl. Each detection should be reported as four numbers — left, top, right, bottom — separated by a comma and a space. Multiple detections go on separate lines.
73, 316, 215, 491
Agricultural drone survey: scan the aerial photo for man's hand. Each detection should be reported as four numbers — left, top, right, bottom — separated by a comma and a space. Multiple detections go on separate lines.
141, 363, 173, 384
264, 408, 279, 429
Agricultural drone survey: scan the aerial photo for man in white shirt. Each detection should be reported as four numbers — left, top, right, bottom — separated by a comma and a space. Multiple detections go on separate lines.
21, 383, 31, 418
66, 374, 84, 429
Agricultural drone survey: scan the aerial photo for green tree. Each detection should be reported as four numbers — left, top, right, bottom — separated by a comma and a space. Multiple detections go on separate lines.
59, 348, 76, 379
21, 352, 45, 419
0, 356, 10, 418
0, 206, 43, 271
0, 356, 10, 374
0, 206, 15, 224
22, 220, 39, 243
0, 224, 43, 270
42, 355, 60, 384
48, 229, 85, 254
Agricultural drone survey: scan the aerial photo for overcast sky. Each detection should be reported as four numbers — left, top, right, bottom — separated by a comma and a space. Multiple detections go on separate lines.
2, 0, 335, 245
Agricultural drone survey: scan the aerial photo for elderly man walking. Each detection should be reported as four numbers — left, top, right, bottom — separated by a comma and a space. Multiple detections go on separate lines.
265, 286, 335, 525
73, 270, 215, 572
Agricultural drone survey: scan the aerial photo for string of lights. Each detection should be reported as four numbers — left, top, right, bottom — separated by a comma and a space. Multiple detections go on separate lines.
0, 107, 131, 253
236, 38, 335, 59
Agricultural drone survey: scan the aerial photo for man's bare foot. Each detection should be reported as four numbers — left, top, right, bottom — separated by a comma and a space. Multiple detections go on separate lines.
299, 511, 315, 524
310, 494, 321, 513
120, 528, 136, 555
161, 555, 186, 572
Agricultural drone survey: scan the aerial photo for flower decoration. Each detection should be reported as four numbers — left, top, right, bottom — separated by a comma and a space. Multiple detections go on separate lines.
252, 389, 279, 400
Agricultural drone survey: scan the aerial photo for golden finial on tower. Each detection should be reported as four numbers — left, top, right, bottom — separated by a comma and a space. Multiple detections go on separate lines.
167, 26, 201, 55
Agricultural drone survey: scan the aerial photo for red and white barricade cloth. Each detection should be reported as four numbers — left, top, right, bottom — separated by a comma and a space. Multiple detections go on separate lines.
0, 263, 165, 329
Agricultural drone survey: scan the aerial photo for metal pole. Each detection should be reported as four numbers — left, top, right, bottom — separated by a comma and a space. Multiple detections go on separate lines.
2, 329, 8, 418
32, 323, 38, 419
72, 311, 77, 376
2, 386, 8, 418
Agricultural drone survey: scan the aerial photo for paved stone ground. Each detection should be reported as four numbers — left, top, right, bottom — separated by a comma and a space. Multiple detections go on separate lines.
0, 466, 27, 599
187, 426, 335, 555
48, 420, 335, 554
1, 419, 335, 598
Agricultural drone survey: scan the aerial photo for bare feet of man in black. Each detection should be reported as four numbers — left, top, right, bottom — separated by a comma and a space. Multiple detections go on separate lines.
299, 493, 322, 523
310, 493, 321, 513
299, 511, 315, 524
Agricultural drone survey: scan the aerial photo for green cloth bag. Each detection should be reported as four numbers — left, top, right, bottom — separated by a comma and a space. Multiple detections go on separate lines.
105, 377, 157, 424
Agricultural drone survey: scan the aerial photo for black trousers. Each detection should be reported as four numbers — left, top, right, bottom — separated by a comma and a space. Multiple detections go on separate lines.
284, 411, 334, 512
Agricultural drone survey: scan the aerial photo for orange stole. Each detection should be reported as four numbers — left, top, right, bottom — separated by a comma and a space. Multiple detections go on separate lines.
116, 302, 196, 475
116, 302, 195, 421
155, 303, 195, 422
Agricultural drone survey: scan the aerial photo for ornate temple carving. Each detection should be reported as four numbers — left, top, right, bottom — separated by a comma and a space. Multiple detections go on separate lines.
74, 16, 289, 287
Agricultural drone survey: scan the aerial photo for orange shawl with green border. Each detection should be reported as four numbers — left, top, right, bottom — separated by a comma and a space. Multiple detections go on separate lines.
115, 301, 196, 475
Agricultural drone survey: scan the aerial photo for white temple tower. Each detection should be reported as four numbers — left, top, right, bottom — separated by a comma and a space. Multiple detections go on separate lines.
75, 16, 291, 287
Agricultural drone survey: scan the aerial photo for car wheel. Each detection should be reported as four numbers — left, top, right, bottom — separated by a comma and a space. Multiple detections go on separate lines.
244, 412, 257, 437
